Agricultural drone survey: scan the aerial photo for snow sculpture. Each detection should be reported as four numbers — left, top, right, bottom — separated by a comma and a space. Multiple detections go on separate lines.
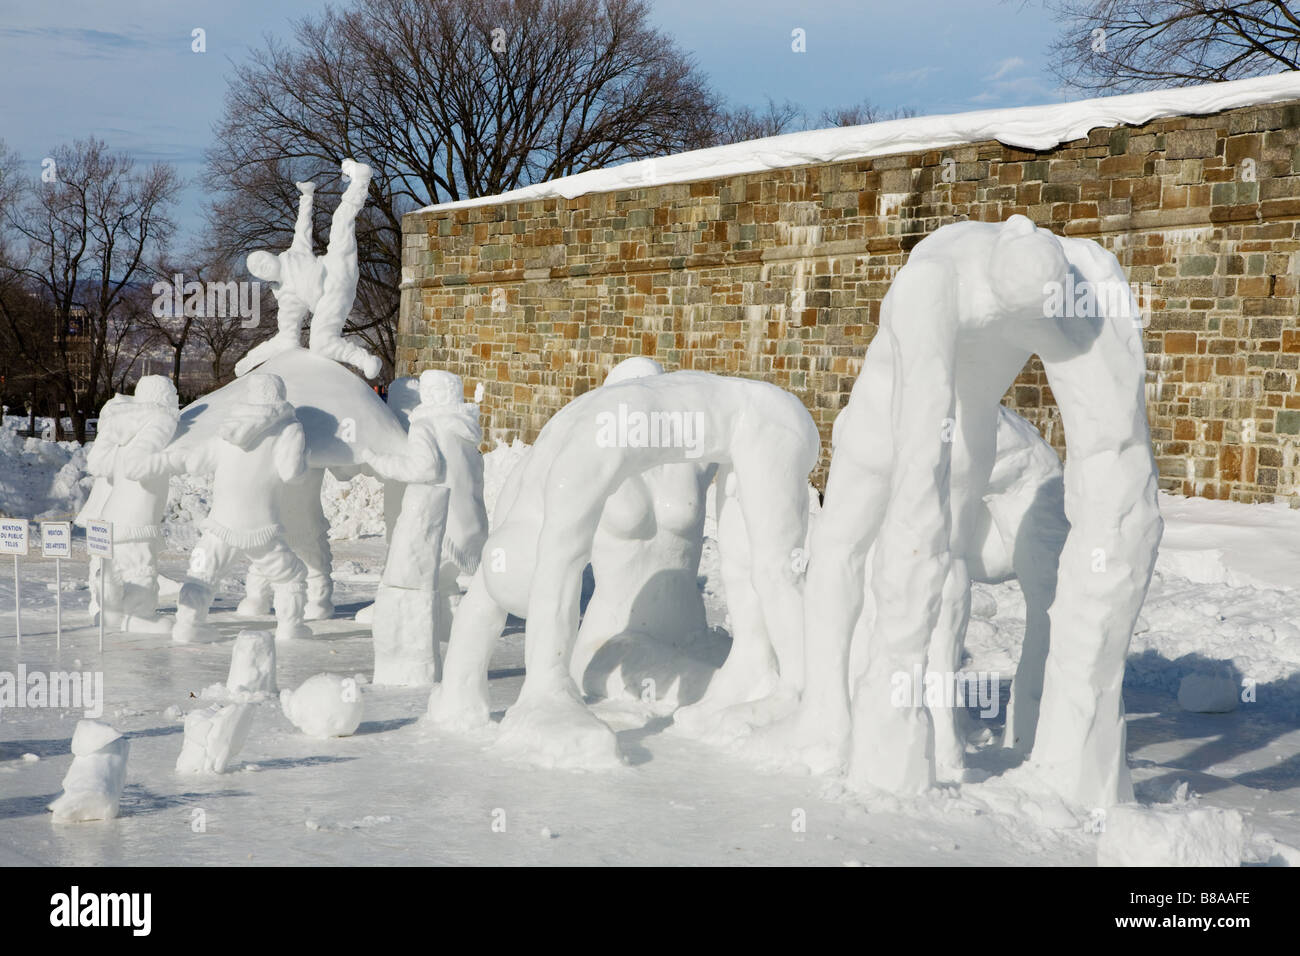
76, 392, 131, 622
767, 215, 1161, 808
226, 629, 277, 697
238, 467, 334, 621
81, 376, 180, 633
48, 720, 130, 823
176, 703, 254, 773
835, 406, 1069, 778
132, 373, 313, 644
568, 358, 717, 706
281, 673, 363, 737
237, 159, 382, 380
430, 369, 820, 767
354, 373, 488, 633
361, 370, 458, 686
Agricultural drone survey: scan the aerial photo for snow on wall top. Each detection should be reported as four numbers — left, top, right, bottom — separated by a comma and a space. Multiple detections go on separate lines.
418, 71, 1300, 214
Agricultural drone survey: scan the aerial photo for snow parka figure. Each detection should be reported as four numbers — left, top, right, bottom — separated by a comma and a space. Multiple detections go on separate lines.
92, 376, 180, 633
76, 392, 131, 621
155, 373, 312, 644
237, 159, 382, 380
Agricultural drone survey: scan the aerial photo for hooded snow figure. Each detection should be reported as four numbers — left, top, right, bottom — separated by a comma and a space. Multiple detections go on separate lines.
89, 376, 181, 633
76, 392, 133, 621
137, 372, 312, 644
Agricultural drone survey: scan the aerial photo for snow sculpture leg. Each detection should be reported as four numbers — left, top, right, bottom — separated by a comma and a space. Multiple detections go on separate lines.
672, 471, 781, 740
176, 703, 254, 773
372, 483, 449, 686
49, 720, 129, 824
235, 183, 315, 377
227, 629, 277, 697
848, 261, 958, 794
495, 453, 623, 768
174, 533, 239, 644
242, 469, 333, 620
747, 348, 894, 769
308, 161, 381, 379
111, 538, 170, 634
427, 565, 510, 729
1024, 309, 1162, 807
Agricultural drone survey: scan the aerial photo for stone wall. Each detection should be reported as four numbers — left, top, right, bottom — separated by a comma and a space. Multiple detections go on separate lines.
399, 98, 1300, 502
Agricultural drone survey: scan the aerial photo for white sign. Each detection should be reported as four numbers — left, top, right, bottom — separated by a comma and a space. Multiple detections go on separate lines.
42, 521, 72, 558
86, 519, 114, 559
0, 518, 28, 556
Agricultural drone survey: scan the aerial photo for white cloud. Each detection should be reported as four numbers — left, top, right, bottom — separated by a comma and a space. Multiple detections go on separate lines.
988, 56, 1026, 81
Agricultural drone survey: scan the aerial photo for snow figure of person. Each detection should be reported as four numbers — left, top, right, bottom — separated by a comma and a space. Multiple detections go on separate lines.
89, 375, 181, 633
567, 357, 719, 707
133, 372, 312, 644
76, 392, 132, 622
429, 369, 820, 768
759, 215, 1161, 809
237, 467, 333, 622
236, 159, 382, 380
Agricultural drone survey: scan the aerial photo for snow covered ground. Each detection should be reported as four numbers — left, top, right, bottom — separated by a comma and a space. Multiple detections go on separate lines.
0, 419, 1297, 866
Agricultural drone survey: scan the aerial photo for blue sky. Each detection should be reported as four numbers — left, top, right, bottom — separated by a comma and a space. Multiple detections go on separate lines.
0, 0, 1065, 238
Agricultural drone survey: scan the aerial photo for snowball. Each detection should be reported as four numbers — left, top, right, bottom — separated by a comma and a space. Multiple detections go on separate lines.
49, 720, 130, 823
227, 630, 277, 698
176, 703, 254, 773
280, 674, 363, 738
1097, 805, 1246, 867
1177, 674, 1239, 714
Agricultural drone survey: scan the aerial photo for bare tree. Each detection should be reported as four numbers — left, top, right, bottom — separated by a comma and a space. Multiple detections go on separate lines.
204, 0, 719, 376
1046, 1, 1300, 92
700, 98, 807, 146
819, 101, 919, 127
0, 138, 179, 440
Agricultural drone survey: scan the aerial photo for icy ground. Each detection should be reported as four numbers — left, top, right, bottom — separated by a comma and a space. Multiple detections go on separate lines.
1, 425, 1298, 865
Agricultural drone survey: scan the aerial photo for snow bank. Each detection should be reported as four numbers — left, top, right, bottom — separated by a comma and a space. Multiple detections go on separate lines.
420, 72, 1300, 213
1097, 805, 1247, 866
0, 418, 91, 520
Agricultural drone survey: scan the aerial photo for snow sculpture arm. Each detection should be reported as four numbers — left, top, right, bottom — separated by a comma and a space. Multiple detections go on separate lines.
274, 420, 309, 485
362, 419, 444, 485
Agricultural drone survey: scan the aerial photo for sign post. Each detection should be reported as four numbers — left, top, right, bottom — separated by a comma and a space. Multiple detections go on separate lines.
0, 518, 29, 645
85, 519, 114, 652
41, 521, 71, 648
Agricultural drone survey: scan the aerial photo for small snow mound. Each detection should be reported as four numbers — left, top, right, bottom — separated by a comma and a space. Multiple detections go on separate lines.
1177, 674, 1239, 713
1097, 805, 1247, 867
280, 674, 363, 738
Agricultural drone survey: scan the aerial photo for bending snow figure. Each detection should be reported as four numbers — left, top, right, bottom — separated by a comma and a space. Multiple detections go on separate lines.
430, 369, 819, 768
772, 215, 1161, 808
135, 373, 313, 644
237, 159, 382, 380
84, 376, 181, 634
568, 358, 718, 707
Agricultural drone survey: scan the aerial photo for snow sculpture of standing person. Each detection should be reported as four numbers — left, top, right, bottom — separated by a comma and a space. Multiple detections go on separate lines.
93, 375, 180, 633
358, 370, 455, 684
130, 373, 312, 644
76, 392, 131, 622
236, 159, 382, 380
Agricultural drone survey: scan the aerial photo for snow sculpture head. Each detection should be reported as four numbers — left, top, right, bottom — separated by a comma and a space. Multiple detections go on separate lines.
418, 369, 462, 407
604, 356, 664, 385
988, 215, 1069, 319
242, 371, 288, 406
133, 374, 178, 409
245, 249, 281, 283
